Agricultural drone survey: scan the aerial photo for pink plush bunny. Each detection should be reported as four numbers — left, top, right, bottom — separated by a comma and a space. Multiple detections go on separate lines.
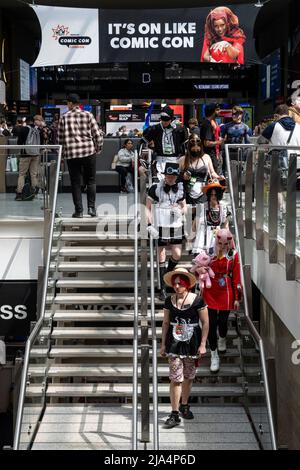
190, 251, 215, 289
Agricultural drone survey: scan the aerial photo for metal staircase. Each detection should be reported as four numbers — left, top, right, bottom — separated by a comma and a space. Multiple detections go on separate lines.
13, 149, 277, 450
16, 216, 140, 450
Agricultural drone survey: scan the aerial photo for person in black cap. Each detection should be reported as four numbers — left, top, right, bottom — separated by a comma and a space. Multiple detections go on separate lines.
143, 105, 187, 180
200, 103, 223, 175
58, 94, 103, 217
146, 162, 187, 300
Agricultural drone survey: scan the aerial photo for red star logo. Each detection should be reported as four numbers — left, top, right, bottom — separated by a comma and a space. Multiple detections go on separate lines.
52, 25, 70, 40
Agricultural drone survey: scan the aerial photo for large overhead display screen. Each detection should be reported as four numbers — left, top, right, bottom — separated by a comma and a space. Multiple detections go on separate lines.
32, 4, 258, 67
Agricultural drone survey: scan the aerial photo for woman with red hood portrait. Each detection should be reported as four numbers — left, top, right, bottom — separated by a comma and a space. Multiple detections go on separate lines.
201, 6, 246, 64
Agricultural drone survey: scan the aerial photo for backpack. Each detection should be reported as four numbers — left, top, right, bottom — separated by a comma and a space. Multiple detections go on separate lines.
25, 127, 40, 155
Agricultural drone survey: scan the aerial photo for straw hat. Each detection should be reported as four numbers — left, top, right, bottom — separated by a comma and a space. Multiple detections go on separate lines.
163, 267, 196, 289
202, 178, 226, 194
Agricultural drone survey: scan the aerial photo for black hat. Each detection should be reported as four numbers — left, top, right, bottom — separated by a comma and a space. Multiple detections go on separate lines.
162, 162, 180, 176
204, 103, 220, 117
160, 105, 174, 120
66, 93, 80, 104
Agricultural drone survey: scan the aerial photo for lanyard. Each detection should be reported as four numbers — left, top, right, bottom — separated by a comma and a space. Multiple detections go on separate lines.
176, 292, 190, 310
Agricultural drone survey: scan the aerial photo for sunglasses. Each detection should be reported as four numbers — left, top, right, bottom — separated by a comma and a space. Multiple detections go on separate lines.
165, 168, 179, 175
189, 139, 201, 145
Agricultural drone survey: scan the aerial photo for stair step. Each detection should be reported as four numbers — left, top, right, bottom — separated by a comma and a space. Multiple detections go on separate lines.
55, 280, 136, 289
45, 310, 158, 322
44, 310, 241, 323
50, 262, 137, 272
31, 346, 134, 358
30, 345, 258, 359
55, 232, 133, 242
51, 293, 136, 304
49, 293, 163, 305
60, 216, 135, 225
39, 326, 243, 340
28, 363, 259, 378
40, 327, 136, 339
26, 383, 264, 398
53, 247, 135, 257
49, 261, 192, 272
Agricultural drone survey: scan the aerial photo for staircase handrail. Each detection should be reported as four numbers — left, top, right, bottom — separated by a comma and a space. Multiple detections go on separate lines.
225, 143, 280, 450
12, 144, 62, 450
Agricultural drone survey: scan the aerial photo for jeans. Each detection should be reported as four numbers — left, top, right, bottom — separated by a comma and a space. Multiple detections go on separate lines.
17, 156, 40, 193
115, 165, 133, 189
67, 154, 96, 213
208, 308, 230, 351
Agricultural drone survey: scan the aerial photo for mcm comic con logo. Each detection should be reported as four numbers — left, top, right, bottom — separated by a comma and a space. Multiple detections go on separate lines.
52, 24, 92, 48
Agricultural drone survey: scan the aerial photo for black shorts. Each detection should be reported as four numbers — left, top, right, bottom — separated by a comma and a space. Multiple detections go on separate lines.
158, 237, 184, 247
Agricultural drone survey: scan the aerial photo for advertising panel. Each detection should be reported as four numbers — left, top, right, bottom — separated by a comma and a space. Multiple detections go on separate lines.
0, 281, 37, 337
32, 4, 258, 66
32, 5, 99, 67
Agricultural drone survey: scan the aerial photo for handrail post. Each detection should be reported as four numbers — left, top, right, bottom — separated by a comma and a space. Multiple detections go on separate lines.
268, 151, 279, 263
132, 148, 139, 450
140, 173, 150, 445
255, 150, 265, 250
149, 236, 159, 450
245, 149, 254, 239
285, 153, 297, 281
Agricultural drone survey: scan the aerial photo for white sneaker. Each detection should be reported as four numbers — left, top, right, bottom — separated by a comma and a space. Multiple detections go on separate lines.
218, 336, 227, 353
210, 349, 220, 373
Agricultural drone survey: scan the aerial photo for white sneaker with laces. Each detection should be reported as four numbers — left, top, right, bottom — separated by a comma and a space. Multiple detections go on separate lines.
218, 336, 227, 353
210, 349, 220, 373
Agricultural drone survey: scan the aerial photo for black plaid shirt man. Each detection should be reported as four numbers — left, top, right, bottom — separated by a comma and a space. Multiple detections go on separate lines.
58, 94, 104, 217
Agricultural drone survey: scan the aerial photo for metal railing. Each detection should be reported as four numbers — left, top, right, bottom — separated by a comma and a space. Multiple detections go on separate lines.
149, 225, 159, 450
225, 143, 288, 450
139, 149, 159, 450
231, 143, 299, 280
132, 147, 139, 450
12, 145, 62, 450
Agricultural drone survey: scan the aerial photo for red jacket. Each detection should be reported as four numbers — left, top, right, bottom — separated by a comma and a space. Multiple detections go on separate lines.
203, 251, 241, 311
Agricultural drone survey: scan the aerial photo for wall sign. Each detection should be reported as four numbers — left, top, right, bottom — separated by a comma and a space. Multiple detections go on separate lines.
0, 281, 37, 336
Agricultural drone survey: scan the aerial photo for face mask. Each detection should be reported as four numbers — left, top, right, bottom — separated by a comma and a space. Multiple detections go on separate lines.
190, 150, 200, 158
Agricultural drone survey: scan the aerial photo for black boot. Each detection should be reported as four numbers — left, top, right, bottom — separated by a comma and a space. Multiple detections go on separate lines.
167, 256, 178, 273
159, 263, 167, 301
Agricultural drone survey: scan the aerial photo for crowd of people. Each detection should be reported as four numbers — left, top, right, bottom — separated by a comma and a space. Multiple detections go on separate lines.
141, 98, 299, 428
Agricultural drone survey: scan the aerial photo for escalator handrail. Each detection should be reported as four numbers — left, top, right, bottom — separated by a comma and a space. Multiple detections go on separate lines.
225, 143, 278, 450
13, 145, 62, 450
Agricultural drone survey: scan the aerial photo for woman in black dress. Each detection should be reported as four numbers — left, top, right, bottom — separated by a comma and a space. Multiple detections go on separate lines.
161, 267, 209, 428
178, 134, 221, 208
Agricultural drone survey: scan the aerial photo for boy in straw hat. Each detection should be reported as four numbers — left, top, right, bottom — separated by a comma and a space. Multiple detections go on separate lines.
146, 162, 187, 300
161, 267, 209, 428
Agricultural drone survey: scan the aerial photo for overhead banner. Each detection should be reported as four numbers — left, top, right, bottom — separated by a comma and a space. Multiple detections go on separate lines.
32, 4, 258, 66
100, 6, 258, 64
32, 5, 99, 67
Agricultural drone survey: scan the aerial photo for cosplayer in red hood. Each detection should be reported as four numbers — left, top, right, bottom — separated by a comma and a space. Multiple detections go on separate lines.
201, 7, 246, 64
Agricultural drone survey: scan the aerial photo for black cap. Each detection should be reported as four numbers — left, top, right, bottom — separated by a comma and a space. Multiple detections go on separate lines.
66, 93, 80, 104
162, 162, 180, 176
204, 103, 220, 117
160, 105, 174, 120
